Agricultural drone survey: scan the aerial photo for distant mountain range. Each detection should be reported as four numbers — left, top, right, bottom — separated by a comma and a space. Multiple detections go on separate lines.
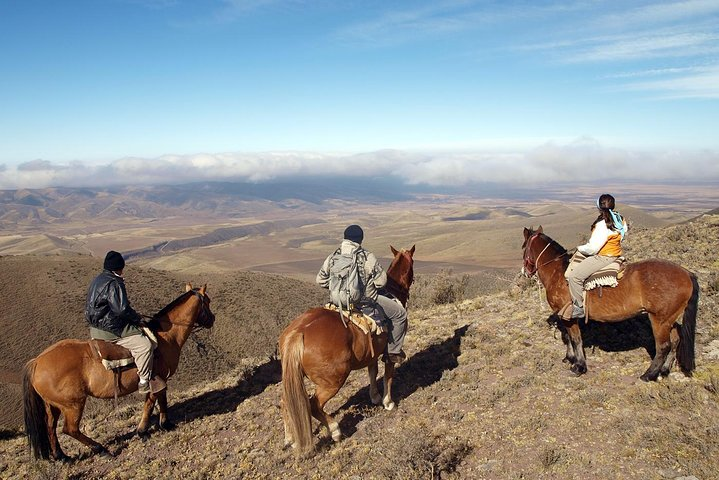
0, 178, 542, 228
1, 178, 716, 231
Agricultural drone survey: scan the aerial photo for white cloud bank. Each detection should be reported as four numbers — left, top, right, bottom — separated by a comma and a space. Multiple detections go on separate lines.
0, 138, 717, 190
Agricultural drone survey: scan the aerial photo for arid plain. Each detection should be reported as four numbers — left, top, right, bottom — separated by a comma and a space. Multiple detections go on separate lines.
2, 181, 715, 279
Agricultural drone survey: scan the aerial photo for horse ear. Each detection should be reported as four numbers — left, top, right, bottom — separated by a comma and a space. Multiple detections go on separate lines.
390, 245, 399, 256
409, 245, 415, 256
199, 284, 207, 295
185, 283, 193, 292
523, 227, 531, 240
537, 225, 543, 234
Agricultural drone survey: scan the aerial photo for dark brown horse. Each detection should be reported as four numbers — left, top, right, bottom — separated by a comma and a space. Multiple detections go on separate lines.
23, 284, 215, 460
522, 226, 698, 381
280, 245, 415, 455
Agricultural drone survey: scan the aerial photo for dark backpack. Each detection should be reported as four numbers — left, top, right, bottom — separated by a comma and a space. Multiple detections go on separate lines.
328, 247, 365, 310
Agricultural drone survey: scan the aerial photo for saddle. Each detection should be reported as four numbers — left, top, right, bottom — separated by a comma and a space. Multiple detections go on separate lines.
90, 339, 136, 370
323, 304, 385, 335
570, 251, 626, 291
89, 327, 166, 396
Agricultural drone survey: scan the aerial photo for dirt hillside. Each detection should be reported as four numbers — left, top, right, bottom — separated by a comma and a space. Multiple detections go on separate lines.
0, 255, 327, 432
1, 213, 718, 479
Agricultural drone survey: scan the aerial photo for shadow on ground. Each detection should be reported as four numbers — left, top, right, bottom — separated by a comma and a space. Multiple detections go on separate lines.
336, 325, 469, 439
107, 357, 281, 454
550, 313, 656, 358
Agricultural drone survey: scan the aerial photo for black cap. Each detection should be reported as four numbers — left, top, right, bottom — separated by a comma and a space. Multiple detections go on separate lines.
103, 251, 125, 272
343, 225, 364, 244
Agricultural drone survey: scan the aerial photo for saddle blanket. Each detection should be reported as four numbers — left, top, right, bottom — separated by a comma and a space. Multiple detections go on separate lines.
323, 304, 386, 335
570, 251, 626, 290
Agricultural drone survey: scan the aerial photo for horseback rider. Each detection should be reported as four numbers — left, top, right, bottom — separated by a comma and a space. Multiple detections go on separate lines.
565, 194, 628, 319
85, 251, 155, 393
316, 225, 408, 364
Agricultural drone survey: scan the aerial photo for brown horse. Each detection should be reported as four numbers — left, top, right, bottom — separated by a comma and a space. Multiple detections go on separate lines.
522, 226, 698, 381
23, 284, 215, 460
280, 245, 415, 455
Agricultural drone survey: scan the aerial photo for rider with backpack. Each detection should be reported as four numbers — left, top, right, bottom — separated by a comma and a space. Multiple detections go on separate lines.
316, 225, 408, 364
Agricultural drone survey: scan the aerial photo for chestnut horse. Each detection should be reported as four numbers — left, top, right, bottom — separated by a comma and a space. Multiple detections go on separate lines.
522, 226, 698, 381
280, 245, 415, 455
23, 284, 215, 460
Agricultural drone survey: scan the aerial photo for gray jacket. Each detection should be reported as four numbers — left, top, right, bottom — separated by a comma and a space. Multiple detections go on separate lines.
316, 239, 387, 304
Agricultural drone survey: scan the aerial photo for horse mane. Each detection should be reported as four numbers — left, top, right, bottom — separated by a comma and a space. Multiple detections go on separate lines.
153, 289, 199, 319
531, 230, 570, 269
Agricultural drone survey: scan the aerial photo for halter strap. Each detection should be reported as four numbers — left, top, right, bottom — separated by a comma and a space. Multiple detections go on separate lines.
525, 232, 567, 276
534, 242, 552, 268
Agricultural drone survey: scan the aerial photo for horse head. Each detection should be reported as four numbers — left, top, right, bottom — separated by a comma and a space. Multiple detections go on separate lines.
387, 245, 415, 306
522, 226, 567, 278
154, 284, 215, 331
522, 226, 545, 277
185, 283, 215, 329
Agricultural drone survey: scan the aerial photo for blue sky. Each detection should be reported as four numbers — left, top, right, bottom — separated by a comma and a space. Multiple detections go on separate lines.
0, 0, 718, 188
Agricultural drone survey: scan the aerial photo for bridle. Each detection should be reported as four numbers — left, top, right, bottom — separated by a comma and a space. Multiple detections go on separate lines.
190, 290, 214, 330
522, 232, 566, 277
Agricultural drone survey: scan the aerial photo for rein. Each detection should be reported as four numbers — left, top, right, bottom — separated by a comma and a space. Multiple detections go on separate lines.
524, 233, 567, 277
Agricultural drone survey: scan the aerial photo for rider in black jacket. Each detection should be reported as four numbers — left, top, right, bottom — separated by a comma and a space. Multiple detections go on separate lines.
85, 251, 155, 394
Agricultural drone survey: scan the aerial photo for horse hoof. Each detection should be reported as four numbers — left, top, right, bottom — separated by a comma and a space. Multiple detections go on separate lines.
53, 452, 71, 463
92, 446, 113, 458
640, 373, 658, 382
569, 365, 586, 376
384, 401, 396, 411
159, 421, 176, 431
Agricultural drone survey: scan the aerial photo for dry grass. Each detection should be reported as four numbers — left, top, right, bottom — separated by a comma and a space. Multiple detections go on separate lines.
0, 213, 718, 479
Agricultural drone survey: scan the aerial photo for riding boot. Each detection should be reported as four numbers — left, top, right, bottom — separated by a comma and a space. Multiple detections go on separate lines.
137, 379, 151, 394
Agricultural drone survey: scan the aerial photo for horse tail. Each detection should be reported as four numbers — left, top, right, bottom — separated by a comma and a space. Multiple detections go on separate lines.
677, 272, 699, 375
23, 359, 51, 459
281, 330, 313, 454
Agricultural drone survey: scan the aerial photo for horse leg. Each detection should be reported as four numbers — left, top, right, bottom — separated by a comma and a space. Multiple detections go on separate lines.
558, 323, 576, 365
382, 361, 396, 410
641, 314, 674, 382
660, 325, 681, 377
60, 402, 110, 456
368, 360, 382, 405
309, 382, 344, 443
137, 394, 158, 436
564, 320, 587, 375
45, 404, 68, 461
155, 391, 175, 431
